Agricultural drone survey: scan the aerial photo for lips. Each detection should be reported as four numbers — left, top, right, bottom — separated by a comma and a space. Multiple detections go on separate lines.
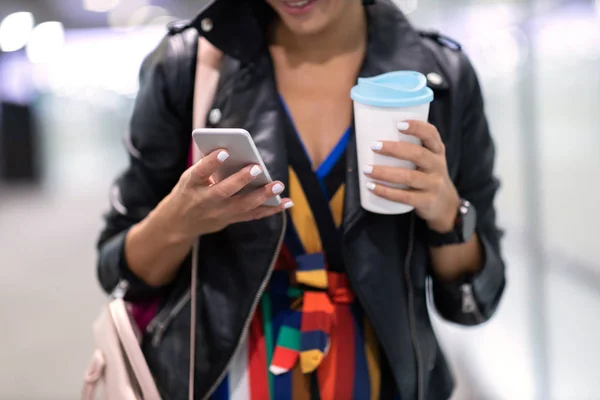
279, 0, 318, 15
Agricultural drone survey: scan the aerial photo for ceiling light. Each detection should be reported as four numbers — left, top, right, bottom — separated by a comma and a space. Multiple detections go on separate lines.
83, 0, 121, 13
0, 12, 35, 52
26, 22, 65, 64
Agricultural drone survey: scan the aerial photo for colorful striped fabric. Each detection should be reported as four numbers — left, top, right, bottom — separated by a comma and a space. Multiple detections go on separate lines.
211, 169, 385, 399
212, 315, 270, 400
211, 99, 397, 399
269, 252, 337, 376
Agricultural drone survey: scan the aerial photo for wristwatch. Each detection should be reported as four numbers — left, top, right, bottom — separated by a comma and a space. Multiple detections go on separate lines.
428, 199, 477, 247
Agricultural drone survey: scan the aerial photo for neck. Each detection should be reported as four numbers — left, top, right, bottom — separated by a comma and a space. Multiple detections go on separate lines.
271, 3, 367, 62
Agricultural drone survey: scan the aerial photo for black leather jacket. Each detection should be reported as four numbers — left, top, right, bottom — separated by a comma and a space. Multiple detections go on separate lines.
97, 1, 506, 399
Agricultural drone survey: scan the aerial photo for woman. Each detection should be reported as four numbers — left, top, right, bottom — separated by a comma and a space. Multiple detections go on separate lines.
97, 0, 506, 399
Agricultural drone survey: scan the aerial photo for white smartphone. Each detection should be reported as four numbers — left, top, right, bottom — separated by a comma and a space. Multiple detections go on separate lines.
192, 128, 282, 206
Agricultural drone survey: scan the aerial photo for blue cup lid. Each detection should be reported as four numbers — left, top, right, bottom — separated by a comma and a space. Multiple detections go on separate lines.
351, 71, 434, 108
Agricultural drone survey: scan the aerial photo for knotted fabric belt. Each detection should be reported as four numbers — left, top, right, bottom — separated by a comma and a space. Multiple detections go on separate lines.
269, 252, 355, 375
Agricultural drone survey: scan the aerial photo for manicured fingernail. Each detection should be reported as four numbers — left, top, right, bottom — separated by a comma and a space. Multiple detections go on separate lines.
397, 121, 410, 131
272, 183, 284, 195
250, 165, 262, 177
370, 142, 383, 151
366, 182, 376, 191
283, 201, 294, 210
363, 165, 373, 175
217, 150, 230, 162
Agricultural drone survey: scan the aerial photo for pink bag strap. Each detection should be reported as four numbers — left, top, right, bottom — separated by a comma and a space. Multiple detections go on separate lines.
189, 36, 223, 400
82, 350, 104, 400
110, 300, 160, 399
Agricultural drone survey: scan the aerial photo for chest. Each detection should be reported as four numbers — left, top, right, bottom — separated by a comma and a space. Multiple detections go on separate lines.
271, 52, 363, 169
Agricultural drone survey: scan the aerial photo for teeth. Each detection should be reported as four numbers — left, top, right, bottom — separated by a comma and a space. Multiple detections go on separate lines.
285, 0, 310, 8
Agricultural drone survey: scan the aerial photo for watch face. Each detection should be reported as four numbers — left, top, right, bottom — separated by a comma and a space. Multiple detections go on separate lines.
460, 200, 477, 242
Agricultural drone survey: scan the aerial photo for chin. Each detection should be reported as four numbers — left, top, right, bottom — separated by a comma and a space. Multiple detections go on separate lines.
283, 18, 330, 36
266, 0, 346, 36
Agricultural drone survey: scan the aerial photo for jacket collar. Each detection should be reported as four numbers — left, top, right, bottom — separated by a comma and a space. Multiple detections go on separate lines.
191, 0, 446, 85
361, 1, 442, 78
191, 0, 272, 63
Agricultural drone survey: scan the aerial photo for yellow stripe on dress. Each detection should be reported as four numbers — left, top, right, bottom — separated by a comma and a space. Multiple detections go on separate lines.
330, 185, 345, 229
288, 166, 346, 255
288, 167, 322, 254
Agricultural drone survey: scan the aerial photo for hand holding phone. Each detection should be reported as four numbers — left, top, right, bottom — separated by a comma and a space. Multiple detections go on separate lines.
149, 130, 293, 242
192, 128, 283, 206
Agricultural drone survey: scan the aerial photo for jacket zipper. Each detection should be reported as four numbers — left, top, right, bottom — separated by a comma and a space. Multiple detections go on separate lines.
202, 212, 287, 400
404, 214, 424, 400
148, 289, 192, 346
460, 283, 484, 323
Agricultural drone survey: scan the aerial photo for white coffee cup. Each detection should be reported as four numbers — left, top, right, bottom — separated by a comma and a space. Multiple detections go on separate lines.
351, 71, 434, 215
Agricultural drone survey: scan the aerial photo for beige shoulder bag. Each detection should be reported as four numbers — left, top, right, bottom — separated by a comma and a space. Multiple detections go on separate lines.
82, 37, 223, 400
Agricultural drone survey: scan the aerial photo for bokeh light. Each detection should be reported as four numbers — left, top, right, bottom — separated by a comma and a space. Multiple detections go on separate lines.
83, 0, 121, 13
107, 0, 149, 30
537, 18, 600, 63
465, 27, 529, 79
127, 6, 170, 28
26, 22, 65, 64
0, 12, 35, 52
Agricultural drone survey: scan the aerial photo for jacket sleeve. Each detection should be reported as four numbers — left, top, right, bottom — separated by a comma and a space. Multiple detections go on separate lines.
431, 52, 506, 325
96, 32, 195, 301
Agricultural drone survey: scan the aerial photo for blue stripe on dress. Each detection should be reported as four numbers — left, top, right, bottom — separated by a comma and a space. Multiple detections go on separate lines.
279, 96, 350, 198
295, 253, 326, 272
300, 331, 328, 353
270, 287, 293, 399
351, 304, 371, 398
316, 127, 351, 181
212, 375, 229, 400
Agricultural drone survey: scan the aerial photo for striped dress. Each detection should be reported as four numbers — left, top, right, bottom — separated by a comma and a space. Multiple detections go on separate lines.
212, 101, 399, 400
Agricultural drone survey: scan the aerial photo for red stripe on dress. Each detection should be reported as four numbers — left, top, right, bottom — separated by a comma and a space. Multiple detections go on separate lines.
332, 304, 356, 400
317, 321, 338, 399
299, 311, 333, 332
271, 346, 299, 372
275, 245, 295, 271
248, 313, 269, 400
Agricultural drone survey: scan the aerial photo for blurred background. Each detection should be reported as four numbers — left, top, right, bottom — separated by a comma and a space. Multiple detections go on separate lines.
0, 0, 598, 399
